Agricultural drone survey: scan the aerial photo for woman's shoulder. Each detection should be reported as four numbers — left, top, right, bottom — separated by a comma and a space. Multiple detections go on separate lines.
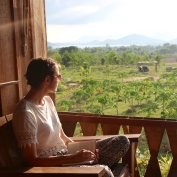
44, 96, 56, 112
13, 98, 35, 117
44, 96, 54, 105
14, 98, 29, 111
44, 95, 52, 101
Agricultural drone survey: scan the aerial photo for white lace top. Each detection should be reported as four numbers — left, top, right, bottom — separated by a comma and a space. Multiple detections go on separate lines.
12, 96, 67, 156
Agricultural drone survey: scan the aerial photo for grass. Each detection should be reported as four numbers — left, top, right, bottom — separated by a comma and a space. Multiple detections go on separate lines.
56, 63, 177, 176
57, 63, 177, 117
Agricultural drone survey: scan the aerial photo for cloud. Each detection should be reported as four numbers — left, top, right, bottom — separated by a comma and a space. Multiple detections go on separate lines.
46, 0, 121, 24
46, 0, 177, 42
46, 22, 112, 43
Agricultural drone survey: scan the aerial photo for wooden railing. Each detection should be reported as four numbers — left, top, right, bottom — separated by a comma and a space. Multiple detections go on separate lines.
58, 111, 177, 177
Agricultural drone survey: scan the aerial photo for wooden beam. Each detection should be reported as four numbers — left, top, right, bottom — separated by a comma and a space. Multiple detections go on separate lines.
70, 134, 141, 143
0, 81, 19, 88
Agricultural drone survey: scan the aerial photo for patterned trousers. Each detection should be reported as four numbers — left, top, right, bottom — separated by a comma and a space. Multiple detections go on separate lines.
78, 135, 130, 177
57, 135, 130, 177
96, 135, 130, 167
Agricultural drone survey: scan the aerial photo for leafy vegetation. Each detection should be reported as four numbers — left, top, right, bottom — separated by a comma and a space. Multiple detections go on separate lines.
48, 43, 177, 67
55, 64, 177, 118
48, 44, 177, 118
48, 44, 177, 176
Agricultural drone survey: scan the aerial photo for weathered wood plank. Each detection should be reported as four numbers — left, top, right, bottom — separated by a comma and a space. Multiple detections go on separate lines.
71, 134, 141, 142
0, 116, 25, 167
0, 117, 12, 167
129, 126, 142, 134
0, 0, 19, 116
80, 122, 98, 136
0, 167, 106, 177
0, 0, 48, 116
144, 127, 164, 177
61, 121, 77, 137
12, 0, 23, 100
166, 128, 177, 177
0, 81, 19, 88
101, 123, 120, 135
30, 0, 47, 58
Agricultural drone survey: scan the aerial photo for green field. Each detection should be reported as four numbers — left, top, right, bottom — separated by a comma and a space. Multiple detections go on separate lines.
48, 44, 177, 177
56, 62, 177, 119
55, 63, 176, 177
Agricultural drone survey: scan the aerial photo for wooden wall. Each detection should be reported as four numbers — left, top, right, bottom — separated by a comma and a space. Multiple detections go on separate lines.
0, 0, 47, 116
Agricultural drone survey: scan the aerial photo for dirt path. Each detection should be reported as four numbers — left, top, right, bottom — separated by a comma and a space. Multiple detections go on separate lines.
124, 76, 159, 82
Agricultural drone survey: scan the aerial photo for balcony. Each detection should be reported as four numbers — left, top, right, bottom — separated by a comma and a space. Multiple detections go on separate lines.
0, 1, 177, 177
58, 111, 177, 177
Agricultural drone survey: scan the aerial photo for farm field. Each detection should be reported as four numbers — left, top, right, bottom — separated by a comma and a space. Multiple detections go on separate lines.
55, 63, 176, 177
48, 43, 177, 176
56, 62, 177, 119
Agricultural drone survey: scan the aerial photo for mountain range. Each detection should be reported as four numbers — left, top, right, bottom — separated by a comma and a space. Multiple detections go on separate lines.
48, 34, 177, 47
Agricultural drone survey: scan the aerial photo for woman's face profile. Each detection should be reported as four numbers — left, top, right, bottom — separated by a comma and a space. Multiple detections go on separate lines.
48, 65, 60, 93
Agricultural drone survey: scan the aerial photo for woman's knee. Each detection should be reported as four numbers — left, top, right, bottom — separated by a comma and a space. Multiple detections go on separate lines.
114, 135, 130, 151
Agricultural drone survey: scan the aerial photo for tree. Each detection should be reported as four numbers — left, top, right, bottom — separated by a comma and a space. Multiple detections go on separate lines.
58, 100, 75, 111
155, 90, 172, 118
101, 57, 105, 65
82, 79, 101, 95
106, 50, 118, 64
59, 46, 78, 55
96, 94, 112, 114
154, 54, 163, 63
105, 65, 111, 77
110, 82, 123, 115
163, 43, 170, 47
71, 89, 90, 111
48, 46, 52, 50
80, 62, 91, 77
139, 100, 159, 117
122, 86, 140, 112
51, 53, 62, 63
118, 72, 127, 82
170, 44, 177, 54
61, 51, 72, 67
69, 50, 79, 66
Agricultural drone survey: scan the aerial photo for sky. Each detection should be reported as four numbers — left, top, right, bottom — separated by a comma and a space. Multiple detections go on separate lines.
45, 0, 177, 43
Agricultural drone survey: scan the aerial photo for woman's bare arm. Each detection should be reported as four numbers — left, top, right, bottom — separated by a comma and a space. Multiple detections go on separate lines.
21, 143, 96, 167
60, 127, 73, 146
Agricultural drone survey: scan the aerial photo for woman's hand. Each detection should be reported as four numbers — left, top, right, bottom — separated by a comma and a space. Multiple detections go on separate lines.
93, 149, 99, 164
74, 149, 96, 163
65, 140, 73, 148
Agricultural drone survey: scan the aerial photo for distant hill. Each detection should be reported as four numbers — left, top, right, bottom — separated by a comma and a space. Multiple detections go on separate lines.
97, 34, 165, 45
48, 33, 177, 47
48, 42, 58, 46
47, 41, 77, 48
71, 35, 107, 44
169, 38, 177, 44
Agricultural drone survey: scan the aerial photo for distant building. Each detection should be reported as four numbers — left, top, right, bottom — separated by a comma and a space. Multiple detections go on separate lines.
138, 61, 158, 72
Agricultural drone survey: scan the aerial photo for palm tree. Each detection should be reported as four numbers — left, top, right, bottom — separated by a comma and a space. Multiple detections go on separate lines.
155, 89, 173, 118
80, 62, 92, 77
118, 72, 127, 82
71, 89, 90, 111
96, 94, 112, 115
58, 100, 75, 111
110, 82, 124, 115
139, 100, 159, 117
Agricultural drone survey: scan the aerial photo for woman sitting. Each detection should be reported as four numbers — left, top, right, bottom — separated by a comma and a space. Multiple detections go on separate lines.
12, 57, 130, 177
